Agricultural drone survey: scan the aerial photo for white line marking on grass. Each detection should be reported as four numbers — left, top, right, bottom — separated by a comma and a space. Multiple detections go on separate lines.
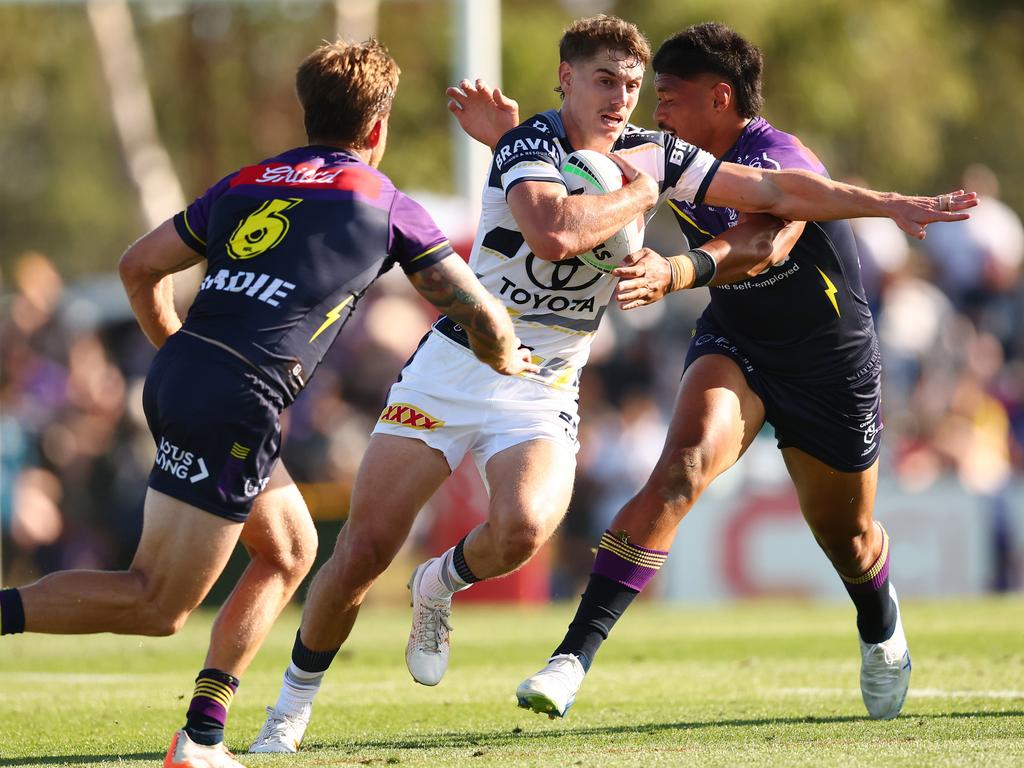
775, 687, 1024, 700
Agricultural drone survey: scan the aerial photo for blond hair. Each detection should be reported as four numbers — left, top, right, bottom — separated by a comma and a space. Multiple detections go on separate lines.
296, 39, 400, 147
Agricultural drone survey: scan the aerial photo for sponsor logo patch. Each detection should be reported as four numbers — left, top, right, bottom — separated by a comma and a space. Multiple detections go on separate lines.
378, 402, 445, 431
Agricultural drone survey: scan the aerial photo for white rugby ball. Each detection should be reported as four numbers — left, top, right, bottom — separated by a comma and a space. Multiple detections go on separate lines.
559, 149, 645, 272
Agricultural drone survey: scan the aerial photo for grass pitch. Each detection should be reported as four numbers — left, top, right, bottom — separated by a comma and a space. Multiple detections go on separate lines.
1, 597, 1022, 767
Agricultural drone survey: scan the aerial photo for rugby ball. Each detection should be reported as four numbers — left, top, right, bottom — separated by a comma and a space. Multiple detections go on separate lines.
560, 149, 645, 272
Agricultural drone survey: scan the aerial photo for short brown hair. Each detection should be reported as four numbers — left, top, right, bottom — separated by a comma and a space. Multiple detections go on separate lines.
296, 39, 400, 147
558, 14, 651, 69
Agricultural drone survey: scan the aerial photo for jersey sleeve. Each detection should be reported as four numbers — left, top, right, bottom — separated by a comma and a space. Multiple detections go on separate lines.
492, 124, 564, 197
172, 173, 235, 256
741, 135, 828, 177
389, 192, 455, 274
660, 135, 722, 207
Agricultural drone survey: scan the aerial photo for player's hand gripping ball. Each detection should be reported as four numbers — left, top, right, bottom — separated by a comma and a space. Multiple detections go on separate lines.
559, 149, 645, 272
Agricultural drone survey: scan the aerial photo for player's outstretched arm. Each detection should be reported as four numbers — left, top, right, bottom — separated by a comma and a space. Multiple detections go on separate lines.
703, 163, 977, 239
447, 78, 520, 150
118, 218, 205, 348
614, 215, 805, 309
408, 254, 537, 376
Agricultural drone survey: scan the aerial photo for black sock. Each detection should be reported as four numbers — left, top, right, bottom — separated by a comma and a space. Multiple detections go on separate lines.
291, 629, 340, 673
552, 574, 639, 671
0, 588, 26, 635
452, 536, 481, 584
840, 523, 897, 643
184, 668, 239, 746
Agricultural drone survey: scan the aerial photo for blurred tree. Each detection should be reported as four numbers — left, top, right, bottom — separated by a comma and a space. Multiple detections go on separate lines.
0, 0, 1021, 279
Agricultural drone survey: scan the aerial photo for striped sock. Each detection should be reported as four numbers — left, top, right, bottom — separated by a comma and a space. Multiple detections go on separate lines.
840, 522, 897, 643
0, 589, 26, 635
553, 531, 668, 669
449, 536, 481, 586
184, 668, 239, 746
593, 530, 669, 591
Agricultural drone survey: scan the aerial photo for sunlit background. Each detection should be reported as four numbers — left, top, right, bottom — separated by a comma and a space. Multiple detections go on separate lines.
2, 0, 1022, 604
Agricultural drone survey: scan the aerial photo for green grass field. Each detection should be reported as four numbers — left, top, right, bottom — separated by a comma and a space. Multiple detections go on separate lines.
1, 597, 1022, 767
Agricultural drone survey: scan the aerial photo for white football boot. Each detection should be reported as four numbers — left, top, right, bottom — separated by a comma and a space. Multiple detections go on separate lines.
405, 559, 453, 686
248, 704, 310, 754
163, 729, 246, 768
516, 653, 586, 718
859, 583, 912, 720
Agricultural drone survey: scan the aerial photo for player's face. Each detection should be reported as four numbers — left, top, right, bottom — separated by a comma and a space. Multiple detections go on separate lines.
653, 73, 718, 151
559, 49, 644, 151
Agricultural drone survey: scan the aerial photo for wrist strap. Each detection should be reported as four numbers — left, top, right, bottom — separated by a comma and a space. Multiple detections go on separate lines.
686, 248, 717, 288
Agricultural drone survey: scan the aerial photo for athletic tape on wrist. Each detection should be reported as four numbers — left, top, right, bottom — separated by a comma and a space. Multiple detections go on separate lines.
686, 248, 717, 288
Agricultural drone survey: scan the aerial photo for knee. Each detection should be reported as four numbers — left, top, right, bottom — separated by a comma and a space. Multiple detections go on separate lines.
646, 446, 710, 515
248, 507, 319, 581
491, 516, 548, 573
128, 571, 194, 636
330, 528, 394, 585
816, 521, 876, 573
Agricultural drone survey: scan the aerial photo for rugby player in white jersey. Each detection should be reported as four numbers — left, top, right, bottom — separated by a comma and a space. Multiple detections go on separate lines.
250, 15, 974, 753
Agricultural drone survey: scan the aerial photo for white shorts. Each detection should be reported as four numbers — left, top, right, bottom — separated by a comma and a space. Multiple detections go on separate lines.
373, 331, 580, 472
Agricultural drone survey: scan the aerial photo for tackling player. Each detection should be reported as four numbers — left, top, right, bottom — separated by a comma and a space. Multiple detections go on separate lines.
0, 39, 530, 768
249, 15, 973, 753
510, 23, 962, 721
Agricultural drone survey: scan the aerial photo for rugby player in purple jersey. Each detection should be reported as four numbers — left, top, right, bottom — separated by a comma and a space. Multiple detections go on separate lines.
448, 21, 976, 723
0, 40, 532, 768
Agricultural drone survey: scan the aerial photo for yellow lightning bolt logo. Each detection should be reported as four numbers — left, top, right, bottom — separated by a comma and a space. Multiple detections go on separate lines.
815, 266, 841, 317
309, 295, 354, 343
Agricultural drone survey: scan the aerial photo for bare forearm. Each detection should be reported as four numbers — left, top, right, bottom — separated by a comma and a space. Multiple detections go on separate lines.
409, 257, 516, 370
122, 272, 182, 348
526, 183, 651, 262
701, 216, 799, 286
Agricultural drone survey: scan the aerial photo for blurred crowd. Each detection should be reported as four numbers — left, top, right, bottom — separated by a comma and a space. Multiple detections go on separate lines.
2, 165, 1022, 593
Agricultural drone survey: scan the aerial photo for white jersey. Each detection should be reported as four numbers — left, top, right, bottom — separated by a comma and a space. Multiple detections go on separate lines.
435, 110, 720, 391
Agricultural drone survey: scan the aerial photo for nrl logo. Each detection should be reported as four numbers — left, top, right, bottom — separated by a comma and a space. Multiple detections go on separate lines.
378, 402, 445, 431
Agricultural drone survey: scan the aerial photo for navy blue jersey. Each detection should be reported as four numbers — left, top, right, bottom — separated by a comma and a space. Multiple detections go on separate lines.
670, 117, 876, 380
173, 145, 453, 404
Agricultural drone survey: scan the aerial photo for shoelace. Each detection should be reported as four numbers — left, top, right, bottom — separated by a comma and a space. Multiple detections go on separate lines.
255, 707, 305, 743
413, 599, 452, 653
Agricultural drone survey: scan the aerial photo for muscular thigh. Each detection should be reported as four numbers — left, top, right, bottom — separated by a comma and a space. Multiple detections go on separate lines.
484, 439, 576, 534
341, 434, 452, 558
783, 448, 878, 539
238, 461, 314, 562
665, 352, 766, 476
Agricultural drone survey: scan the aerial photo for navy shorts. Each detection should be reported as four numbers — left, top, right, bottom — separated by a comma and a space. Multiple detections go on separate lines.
684, 317, 883, 472
142, 332, 285, 522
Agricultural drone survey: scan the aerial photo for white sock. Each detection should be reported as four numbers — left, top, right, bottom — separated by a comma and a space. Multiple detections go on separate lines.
418, 548, 471, 601
274, 663, 322, 717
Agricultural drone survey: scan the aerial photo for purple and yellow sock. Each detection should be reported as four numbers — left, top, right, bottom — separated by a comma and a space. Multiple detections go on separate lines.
184, 668, 240, 746
840, 522, 897, 644
553, 531, 669, 670
0, 588, 26, 635
593, 530, 669, 591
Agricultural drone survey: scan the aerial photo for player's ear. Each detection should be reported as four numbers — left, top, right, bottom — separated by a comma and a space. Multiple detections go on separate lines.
365, 117, 383, 148
712, 81, 733, 113
557, 61, 573, 97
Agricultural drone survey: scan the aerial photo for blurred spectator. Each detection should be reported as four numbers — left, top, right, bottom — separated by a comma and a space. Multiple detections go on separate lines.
922, 164, 1024, 353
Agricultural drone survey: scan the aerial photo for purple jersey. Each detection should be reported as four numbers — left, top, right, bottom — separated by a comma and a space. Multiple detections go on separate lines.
173, 146, 453, 403
670, 117, 876, 380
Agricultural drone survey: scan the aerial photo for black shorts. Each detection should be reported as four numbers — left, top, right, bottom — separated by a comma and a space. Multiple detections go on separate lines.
684, 316, 882, 472
142, 332, 285, 522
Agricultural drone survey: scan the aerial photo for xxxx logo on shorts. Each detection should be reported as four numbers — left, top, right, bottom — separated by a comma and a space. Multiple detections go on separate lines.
378, 402, 445, 431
